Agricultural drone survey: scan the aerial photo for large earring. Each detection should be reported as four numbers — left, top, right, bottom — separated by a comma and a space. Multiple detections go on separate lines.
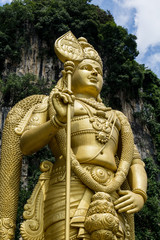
97, 94, 102, 102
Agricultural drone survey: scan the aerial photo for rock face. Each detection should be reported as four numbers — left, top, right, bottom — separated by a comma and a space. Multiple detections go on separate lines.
0, 33, 62, 150
120, 92, 155, 159
2, 34, 61, 82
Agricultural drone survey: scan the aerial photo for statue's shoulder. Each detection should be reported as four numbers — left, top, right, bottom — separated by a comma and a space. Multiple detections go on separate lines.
114, 110, 127, 118
114, 110, 129, 123
110, 110, 131, 132
5, 94, 49, 136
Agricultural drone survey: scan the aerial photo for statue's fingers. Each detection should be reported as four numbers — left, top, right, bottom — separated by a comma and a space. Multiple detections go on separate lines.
127, 207, 138, 214
118, 190, 130, 195
115, 199, 132, 211
63, 89, 73, 95
52, 93, 59, 106
117, 203, 135, 213
71, 95, 75, 103
62, 93, 74, 104
114, 194, 130, 205
61, 94, 68, 103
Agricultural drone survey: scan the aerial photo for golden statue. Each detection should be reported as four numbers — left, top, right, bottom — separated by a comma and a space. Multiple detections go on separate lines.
0, 31, 147, 240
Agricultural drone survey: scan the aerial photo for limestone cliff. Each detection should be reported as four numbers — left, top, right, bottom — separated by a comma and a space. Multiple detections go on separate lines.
2, 34, 62, 83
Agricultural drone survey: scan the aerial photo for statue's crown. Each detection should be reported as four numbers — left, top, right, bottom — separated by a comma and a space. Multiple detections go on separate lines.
77, 37, 103, 67
54, 31, 102, 68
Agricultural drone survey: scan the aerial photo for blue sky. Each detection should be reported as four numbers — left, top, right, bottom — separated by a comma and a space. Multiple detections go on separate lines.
91, 0, 160, 78
1, 0, 160, 78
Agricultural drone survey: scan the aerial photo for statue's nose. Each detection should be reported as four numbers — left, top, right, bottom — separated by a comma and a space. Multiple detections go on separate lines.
91, 68, 98, 76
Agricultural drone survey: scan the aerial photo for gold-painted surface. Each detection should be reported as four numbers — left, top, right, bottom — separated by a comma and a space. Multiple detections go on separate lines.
54, 31, 84, 63
63, 61, 75, 240
0, 31, 147, 240
0, 95, 46, 239
84, 192, 121, 239
20, 161, 53, 240
0, 218, 15, 240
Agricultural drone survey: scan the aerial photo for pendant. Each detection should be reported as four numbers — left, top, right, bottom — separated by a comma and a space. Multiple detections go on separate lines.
90, 117, 112, 144
96, 131, 109, 143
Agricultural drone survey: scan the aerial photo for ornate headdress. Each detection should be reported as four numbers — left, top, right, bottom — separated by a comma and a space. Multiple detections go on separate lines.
53, 31, 103, 102
54, 31, 103, 68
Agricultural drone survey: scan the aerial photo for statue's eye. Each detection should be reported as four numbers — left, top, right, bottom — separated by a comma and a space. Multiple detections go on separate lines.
83, 66, 88, 70
81, 65, 91, 71
96, 68, 102, 75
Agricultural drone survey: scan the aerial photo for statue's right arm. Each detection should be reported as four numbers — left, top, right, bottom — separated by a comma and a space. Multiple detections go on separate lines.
20, 90, 74, 155
20, 117, 59, 155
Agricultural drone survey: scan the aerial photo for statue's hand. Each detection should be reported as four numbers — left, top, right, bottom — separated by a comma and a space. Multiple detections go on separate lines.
52, 89, 75, 123
114, 190, 144, 214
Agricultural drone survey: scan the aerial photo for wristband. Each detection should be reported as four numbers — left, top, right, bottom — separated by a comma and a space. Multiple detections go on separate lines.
133, 189, 147, 203
50, 115, 66, 129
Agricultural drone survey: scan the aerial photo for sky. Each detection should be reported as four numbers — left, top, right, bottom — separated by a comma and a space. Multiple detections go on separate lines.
91, 0, 160, 78
0, 0, 160, 78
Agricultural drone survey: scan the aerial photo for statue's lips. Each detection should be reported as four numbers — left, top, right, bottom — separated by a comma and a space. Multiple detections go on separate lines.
88, 77, 98, 83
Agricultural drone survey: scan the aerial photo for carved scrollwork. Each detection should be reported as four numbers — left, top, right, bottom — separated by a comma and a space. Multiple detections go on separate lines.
0, 218, 15, 240
54, 31, 84, 63
20, 161, 53, 240
84, 192, 120, 240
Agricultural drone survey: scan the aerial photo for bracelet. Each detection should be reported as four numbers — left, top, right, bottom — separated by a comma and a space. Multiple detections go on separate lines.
50, 115, 66, 129
133, 189, 147, 203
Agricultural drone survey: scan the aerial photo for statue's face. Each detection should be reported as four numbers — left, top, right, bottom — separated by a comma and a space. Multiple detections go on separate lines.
71, 59, 103, 98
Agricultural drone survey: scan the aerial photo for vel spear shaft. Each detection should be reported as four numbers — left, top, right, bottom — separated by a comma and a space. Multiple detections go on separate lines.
64, 61, 75, 240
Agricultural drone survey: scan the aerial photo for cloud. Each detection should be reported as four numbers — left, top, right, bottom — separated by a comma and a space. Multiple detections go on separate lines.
112, 0, 132, 27
109, 0, 160, 77
141, 53, 160, 77
114, 0, 160, 55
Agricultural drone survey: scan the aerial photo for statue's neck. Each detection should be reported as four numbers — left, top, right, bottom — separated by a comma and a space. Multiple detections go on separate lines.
74, 93, 97, 101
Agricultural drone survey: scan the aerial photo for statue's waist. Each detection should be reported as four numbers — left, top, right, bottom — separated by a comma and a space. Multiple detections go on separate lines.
49, 163, 115, 186
72, 146, 117, 171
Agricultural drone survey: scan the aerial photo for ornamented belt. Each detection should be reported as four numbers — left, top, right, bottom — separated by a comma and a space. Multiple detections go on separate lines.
50, 164, 115, 186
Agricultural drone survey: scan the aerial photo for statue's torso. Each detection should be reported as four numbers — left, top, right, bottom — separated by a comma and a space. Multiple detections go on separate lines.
50, 100, 121, 171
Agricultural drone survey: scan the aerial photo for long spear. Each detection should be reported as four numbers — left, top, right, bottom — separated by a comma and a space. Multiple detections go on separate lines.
64, 60, 74, 240
54, 31, 83, 240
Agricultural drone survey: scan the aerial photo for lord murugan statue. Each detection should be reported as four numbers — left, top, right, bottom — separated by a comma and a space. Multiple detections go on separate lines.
0, 31, 147, 240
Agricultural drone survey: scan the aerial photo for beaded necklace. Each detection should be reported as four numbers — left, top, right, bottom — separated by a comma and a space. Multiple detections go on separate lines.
75, 97, 111, 112
75, 97, 116, 144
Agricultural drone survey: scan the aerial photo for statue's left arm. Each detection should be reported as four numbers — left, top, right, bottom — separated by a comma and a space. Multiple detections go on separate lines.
114, 145, 147, 214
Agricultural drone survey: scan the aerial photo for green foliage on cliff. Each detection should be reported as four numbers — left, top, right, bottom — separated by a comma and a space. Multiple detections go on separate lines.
135, 157, 160, 239
0, 0, 113, 70
0, 0, 160, 239
0, 73, 53, 106
141, 70, 160, 162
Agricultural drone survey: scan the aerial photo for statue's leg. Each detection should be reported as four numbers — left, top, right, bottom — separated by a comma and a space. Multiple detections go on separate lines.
44, 220, 78, 240
44, 173, 88, 240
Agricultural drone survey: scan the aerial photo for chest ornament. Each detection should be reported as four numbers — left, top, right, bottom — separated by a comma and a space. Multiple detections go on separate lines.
76, 98, 117, 144
90, 116, 113, 144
